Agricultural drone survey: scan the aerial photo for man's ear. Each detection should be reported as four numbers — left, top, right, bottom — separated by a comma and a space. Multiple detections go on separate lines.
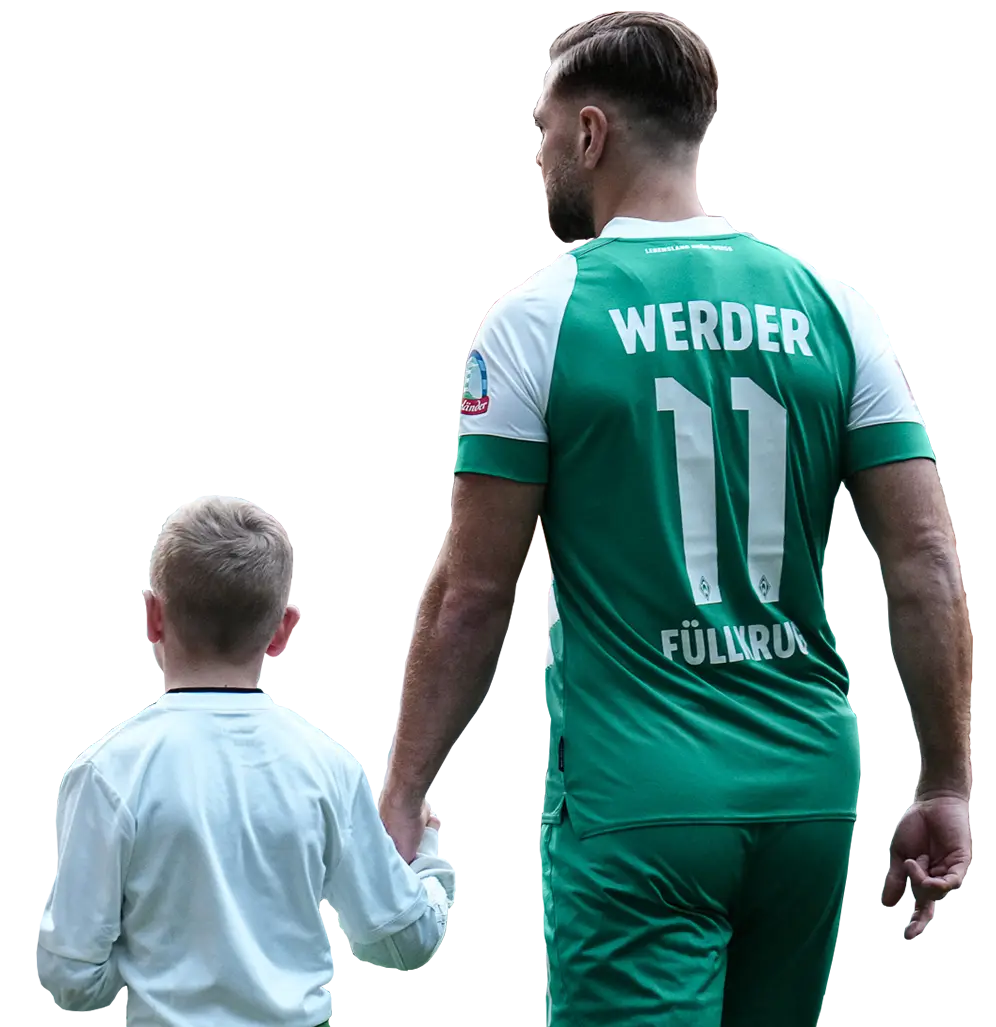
266, 606, 301, 657
579, 104, 609, 168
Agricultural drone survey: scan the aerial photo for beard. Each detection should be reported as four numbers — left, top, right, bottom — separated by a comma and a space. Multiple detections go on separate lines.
545, 151, 595, 243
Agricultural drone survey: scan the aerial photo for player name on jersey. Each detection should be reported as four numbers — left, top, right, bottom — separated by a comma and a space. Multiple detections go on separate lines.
662, 619, 810, 666
610, 301, 813, 357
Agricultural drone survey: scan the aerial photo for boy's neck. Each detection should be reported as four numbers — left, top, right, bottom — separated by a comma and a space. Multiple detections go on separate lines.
163, 656, 264, 693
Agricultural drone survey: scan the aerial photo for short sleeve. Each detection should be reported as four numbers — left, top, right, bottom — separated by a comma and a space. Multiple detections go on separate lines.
823, 279, 935, 476
455, 254, 578, 483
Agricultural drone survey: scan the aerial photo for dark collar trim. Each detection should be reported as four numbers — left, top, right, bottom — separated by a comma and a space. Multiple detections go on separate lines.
164, 686, 264, 694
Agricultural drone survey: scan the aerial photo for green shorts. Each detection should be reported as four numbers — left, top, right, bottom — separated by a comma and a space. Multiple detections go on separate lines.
542, 807, 853, 1027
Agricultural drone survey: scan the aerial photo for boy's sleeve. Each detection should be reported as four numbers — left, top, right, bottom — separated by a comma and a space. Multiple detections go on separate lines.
37, 762, 134, 1010
324, 768, 454, 971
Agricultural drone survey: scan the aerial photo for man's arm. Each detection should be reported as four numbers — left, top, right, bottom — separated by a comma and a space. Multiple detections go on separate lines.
847, 457, 972, 938
37, 763, 132, 1009
380, 472, 544, 861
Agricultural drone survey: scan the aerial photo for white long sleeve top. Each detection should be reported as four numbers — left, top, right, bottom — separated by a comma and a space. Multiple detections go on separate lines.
37, 689, 455, 1027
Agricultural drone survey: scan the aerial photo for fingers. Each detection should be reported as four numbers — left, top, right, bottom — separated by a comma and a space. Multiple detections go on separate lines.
900, 856, 966, 939
419, 801, 432, 828
881, 852, 909, 907
904, 858, 965, 900
904, 897, 935, 940
420, 801, 441, 831
426, 798, 441, 831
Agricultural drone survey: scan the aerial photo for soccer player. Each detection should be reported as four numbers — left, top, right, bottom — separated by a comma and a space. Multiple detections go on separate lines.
38, 497, 454, 1027
377, 11, 972, 1027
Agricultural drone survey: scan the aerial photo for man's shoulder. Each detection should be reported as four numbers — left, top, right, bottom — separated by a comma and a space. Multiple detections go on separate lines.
738, 231, 878, 326
483, 252, 579, 333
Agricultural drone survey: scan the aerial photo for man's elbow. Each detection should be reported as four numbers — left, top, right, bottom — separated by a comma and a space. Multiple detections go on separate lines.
437, 576, 515, 633
883, 532, 966, 607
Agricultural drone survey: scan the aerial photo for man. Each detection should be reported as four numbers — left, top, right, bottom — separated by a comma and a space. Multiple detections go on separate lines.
379, 12, 972, 1026
38, 497, 454, 1026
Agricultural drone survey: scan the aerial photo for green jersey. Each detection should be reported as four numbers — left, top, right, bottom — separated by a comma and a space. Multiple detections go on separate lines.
455, 216, 933, 838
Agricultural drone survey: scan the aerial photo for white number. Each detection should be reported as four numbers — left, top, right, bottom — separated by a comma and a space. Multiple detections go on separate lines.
655, 377, 787, 605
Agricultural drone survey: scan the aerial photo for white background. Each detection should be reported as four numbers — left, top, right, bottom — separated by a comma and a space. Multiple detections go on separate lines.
1, 1, 991, 1024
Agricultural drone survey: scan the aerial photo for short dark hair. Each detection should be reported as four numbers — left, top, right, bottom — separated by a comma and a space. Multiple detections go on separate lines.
549, 12, 718, 149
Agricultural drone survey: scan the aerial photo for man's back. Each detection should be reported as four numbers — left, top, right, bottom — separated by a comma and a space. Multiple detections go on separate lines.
39, 691, 439, 1027
455, 215, 932, 836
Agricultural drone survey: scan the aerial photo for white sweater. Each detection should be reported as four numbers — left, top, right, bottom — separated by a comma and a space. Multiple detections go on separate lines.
37, 689, 454, 1027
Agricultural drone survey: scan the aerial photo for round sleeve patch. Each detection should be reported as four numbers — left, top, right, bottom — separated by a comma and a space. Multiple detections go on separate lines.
461, 349, 490, 415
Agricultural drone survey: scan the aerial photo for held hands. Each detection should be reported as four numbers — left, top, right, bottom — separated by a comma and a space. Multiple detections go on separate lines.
425, 803, 441, 833
380, 790, 439, 864
882, 794, 971, 940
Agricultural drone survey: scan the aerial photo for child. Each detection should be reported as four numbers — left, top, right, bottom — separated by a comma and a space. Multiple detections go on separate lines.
37, 496, 454, 1027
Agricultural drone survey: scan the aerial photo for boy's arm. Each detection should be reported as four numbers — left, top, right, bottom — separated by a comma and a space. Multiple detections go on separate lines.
37, 763, 134, 1009
324, 767, 454, 971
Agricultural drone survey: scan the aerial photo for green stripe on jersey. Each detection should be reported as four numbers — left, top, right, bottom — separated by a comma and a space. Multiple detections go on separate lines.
456, 435, 549, 483
844, 421, 934, 476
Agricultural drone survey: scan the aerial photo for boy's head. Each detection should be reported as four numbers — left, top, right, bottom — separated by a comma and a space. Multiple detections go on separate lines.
145, 496, 297, 675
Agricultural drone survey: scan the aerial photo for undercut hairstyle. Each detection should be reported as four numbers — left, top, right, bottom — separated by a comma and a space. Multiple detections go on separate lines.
150, 496, 293, 663
549, 11, 718, 152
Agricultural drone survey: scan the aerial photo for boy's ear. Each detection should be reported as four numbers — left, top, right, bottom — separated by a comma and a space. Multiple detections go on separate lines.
266, 606, 301, 658
142, 591, 164, 644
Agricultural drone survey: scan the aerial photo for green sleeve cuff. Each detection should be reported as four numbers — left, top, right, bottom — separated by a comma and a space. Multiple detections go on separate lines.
843, 421, 935, 477
456, 435, 549, 484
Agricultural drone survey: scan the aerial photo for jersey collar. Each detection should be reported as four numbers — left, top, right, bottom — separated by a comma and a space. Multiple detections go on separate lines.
157, 691, 275, 711
599, 215, 736, 239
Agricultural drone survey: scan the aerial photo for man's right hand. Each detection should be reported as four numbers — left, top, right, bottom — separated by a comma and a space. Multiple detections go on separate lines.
881, 794, 972, 940
379, 789, 434, 864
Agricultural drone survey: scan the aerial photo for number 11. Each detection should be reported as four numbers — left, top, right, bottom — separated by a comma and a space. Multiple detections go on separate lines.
655, 377, 787, 606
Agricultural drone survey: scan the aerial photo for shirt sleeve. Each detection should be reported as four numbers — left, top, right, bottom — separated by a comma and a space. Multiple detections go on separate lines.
37, 762, 134, 1010
348, 828, 455, 971
826, 279, 935, 476
324, 770, 454, 971
455, 254, 578, 484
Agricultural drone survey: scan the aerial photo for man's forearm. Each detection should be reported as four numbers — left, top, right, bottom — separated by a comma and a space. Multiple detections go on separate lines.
383, 566, 514, 804
884, 542, 972, 797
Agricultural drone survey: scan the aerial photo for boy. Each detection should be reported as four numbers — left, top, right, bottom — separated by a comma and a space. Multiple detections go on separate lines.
37, 496, 454, 1027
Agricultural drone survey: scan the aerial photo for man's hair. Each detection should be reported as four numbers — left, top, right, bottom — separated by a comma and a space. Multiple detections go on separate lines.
150, 496, 293, 662
549, 11, 718, 151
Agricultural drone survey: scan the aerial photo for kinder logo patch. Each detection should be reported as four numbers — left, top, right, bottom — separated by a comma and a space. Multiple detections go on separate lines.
461, 349, 490, 415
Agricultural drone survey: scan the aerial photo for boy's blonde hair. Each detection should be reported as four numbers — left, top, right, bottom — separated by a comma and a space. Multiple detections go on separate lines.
150, 496, 293, 662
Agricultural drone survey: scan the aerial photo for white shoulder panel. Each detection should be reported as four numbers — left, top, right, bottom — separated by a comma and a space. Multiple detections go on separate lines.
457, 253, 578, 442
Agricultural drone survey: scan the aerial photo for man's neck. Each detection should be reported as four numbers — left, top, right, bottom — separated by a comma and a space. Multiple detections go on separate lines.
593, 166, 705, 237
